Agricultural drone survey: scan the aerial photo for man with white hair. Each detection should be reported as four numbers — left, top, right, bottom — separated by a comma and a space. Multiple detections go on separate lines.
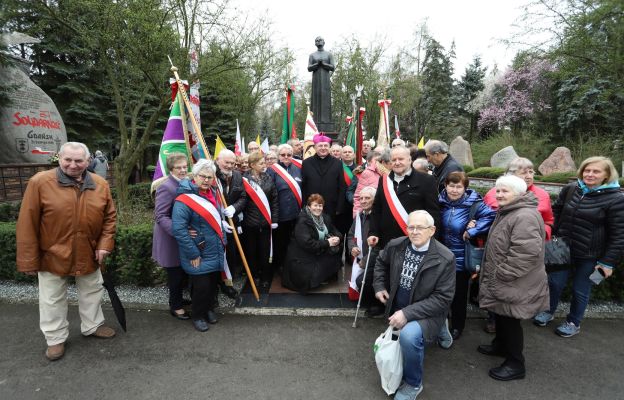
330, 143, 343, 158
347, 186, 385, 316
287, 138, 303, 159
17, 142, 117, 361
373, 210, 455, 399
424, 140, 463, 193
391, 138, 406, 148
216, 149, 247, 281
247, 141, 260, 153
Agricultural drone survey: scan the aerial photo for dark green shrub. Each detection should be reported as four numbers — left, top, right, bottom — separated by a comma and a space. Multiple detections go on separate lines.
462, 165, 474, 173
0, 223, 35, 282
111, 182, 154, 210
467, 167, 506, 179
534, 172, 577, 183
0, 202, 21, 222
108, 223, 165, 286
0, 222, 165, 286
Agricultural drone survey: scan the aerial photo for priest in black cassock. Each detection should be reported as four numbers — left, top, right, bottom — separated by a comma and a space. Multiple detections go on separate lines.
301, 133, 346, 223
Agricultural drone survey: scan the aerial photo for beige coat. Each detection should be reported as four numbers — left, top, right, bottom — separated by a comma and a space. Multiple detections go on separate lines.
479, 192, 549, 319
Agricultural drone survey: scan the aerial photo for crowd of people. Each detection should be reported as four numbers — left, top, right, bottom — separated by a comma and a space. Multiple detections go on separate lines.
16, 138, 624, 400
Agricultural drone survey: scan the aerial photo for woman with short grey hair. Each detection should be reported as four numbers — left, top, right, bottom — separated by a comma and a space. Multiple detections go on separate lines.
477, 175, 548, 381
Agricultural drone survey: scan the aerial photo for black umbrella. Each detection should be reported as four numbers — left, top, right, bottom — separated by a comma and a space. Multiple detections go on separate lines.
102, 268, 127, 332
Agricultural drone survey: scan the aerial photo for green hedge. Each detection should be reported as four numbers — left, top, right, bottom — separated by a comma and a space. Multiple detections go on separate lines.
111, 182, 154, 211
534, 172, 577, 183
1, 222, 165, 286
0, 202, 21, 222
467, 167, 506, 179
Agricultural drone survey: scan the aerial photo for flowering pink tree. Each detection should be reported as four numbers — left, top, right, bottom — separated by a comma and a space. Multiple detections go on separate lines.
477, 59, 556, 133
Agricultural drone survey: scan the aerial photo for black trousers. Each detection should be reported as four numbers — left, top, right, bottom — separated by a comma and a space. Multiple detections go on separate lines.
242, 225, 272, 282
450, 271, 471, 333
493, 314, 525, 368
165, 266, 187, 311
190, 272, 219, 320
272, 219, 296, 273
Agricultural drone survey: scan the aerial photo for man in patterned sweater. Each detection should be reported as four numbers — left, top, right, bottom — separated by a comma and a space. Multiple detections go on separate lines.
373, 210, 456, 400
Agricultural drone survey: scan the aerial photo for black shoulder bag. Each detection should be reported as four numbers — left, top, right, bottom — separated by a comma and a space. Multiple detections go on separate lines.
544, 184, 576, 272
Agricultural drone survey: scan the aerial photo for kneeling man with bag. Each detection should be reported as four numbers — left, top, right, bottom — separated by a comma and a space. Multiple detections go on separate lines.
373, 210, 456, 399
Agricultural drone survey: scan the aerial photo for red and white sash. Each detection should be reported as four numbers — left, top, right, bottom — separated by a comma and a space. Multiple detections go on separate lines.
175, 193, 224, 244
382, 175, 409, 236
348, 212, 364, 301
290, 158, 302, 169
243, 176, 273, 257
242, 177, 272, 225
270, 163, 302, 208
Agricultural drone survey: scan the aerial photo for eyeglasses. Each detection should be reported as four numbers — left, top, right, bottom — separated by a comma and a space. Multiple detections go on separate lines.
407, 225, 432, 232
172, 166, 187, 170
196, 174, 214, 180
279, 153, 293, 157
517, 169, 536, 176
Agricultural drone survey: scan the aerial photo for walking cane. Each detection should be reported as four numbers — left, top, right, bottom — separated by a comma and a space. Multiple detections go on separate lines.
352, 249, 373, 328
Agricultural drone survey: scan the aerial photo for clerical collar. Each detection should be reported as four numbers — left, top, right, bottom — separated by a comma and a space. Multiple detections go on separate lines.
410, 240, 430, 252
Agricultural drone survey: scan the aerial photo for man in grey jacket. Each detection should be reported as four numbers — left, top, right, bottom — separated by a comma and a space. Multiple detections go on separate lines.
373, 210, 456, 400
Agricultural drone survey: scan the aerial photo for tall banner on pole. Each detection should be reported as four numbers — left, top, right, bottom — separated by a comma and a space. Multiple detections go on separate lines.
281, 86, 296, 144
153, 94, 189, 181
303, 107, 318, 159
376, 99, 391, 148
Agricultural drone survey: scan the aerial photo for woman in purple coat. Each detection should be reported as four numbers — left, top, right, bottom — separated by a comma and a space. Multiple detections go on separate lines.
152, 152, 191, 320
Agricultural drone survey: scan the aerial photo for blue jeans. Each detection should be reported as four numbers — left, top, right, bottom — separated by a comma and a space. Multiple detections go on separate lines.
547, 257, 596, 326
399, 321, 424, 387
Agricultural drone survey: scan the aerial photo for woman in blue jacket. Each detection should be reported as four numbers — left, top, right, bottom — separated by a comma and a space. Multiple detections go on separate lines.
439, 171, 495, 340
172, 159, 227, 332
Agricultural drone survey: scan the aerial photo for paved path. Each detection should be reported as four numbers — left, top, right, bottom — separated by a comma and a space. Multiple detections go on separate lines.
1, 303, 623, 400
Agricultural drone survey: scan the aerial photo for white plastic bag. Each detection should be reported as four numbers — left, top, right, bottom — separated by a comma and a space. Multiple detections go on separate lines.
373, 326, 403, 395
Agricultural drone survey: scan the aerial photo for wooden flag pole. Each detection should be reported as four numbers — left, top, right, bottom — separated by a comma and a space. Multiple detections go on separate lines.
216, 190, 260, 301
168, 58, 260, 301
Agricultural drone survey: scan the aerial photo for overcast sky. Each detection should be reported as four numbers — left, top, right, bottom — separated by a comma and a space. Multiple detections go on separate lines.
236, 0, 527, 81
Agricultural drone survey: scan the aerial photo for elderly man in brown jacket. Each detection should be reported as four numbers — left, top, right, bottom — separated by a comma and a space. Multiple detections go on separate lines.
17, 142, 117, 361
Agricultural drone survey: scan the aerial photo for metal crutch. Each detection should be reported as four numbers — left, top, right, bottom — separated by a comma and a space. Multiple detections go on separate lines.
352, 249, 374, 328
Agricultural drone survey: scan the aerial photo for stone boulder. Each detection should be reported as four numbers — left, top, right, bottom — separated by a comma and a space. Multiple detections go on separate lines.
538, 147, 576, 176
490, 146, 519, 169
449, 136, 474, 168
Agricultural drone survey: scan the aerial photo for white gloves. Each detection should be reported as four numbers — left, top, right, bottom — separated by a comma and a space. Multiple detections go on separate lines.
224, 205, 236, 218
271, 223, 279, 230
237, 226, 243, 235
222, 222, 233, 234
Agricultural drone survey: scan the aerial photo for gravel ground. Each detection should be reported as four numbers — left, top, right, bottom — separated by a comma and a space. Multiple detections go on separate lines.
0, 278, 245, 311
1, 279, 624, 318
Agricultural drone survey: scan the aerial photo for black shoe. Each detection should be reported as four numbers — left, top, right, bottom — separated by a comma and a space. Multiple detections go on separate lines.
260, 280, 271, 289
192, 319, 209, 332
182, 299, 192, 306
170, 310, 190, 320
222, 286, 238, 299
477, 345, 506, 357
451, 329, 462, 340
206, 310, 218, 324
489, 364, 526, 381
